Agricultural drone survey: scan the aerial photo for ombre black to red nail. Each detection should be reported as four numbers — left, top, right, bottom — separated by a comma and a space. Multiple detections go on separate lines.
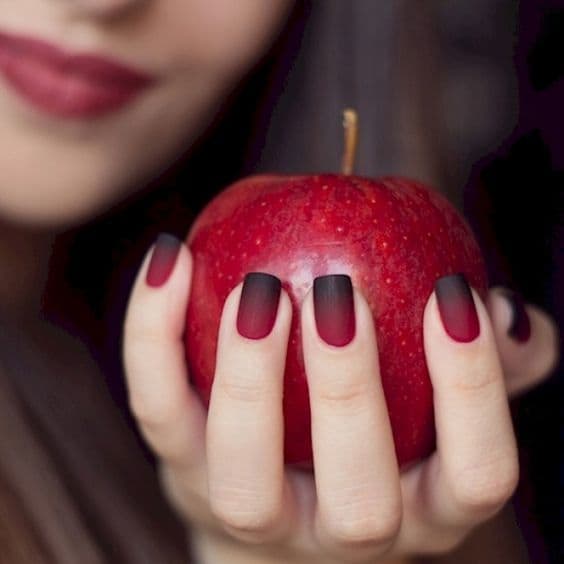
237, 273, 281, 339
146, 233, 181, 288
503, 291, 531, 343
435, 273, 480, 343
313, 274, 356, 347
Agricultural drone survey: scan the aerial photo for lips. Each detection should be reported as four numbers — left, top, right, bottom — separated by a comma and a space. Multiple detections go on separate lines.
0, 30, 155, 118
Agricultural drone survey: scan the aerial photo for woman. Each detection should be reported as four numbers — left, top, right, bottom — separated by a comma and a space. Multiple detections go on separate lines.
0, 1, 558, 563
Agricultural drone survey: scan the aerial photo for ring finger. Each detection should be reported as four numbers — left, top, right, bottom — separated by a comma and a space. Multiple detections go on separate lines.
398, 275, 519, 554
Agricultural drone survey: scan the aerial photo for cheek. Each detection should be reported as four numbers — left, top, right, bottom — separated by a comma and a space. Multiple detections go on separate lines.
159, 0, 293, 75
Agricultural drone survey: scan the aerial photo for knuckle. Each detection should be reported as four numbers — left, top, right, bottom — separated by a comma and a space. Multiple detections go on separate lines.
451, 457, 519, 515
449, 363, 500, 394
128, 390, 172, 429
216, 370, 272, 404
211, 486, 281, 534
315, 377, 372, 411
322, 505, 401, 550
123, 331, 168, 377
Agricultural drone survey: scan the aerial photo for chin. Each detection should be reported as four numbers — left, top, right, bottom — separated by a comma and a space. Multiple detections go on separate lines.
0, 173, 136, 230
0, 200, 105, 230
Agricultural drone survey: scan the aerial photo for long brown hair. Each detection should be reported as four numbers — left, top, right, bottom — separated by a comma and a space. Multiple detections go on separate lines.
0, 320, 187, 563
1, 1, 524, 562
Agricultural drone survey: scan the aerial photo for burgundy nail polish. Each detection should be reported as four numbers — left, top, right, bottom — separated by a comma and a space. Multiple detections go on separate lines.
146, 233, 181, 288
313, 274, 356, 347
504, 291, 531, 343
236, 273, 281, 339
435, 273, 480, 343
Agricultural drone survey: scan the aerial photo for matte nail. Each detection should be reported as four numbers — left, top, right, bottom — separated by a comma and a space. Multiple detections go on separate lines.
313, 274, 356, 347
504, 291, 531, 343
146, 233, 181, 288
237, 273, 281, 339
435, 273, 480, 343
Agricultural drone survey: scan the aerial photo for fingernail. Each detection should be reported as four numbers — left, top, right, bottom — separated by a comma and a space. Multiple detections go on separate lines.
313, 274, 356, 347
435, 273, 480, 343
146, 233, 181, 288
237, 273, 281, 339
503, 291, 531, 343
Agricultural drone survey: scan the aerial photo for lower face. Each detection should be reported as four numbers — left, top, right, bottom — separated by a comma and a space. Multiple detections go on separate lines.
0, 0, 293, 227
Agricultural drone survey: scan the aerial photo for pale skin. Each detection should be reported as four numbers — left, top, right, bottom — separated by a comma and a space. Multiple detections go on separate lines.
123, 244, 558, 564
0, 1, 559, 563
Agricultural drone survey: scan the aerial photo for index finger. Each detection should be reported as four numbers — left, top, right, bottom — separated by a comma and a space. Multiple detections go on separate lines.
123, 234, 206, 469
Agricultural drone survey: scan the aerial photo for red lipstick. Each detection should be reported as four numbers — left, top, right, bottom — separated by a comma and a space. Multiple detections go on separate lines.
0, 30, 155, 119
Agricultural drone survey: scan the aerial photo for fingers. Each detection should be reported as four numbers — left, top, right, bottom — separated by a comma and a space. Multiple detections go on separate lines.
123, 234, 207, 470
206, 273, 295, 543
487, 287, 559, 397
302, 275, 402, 561
399, 275, 519, 554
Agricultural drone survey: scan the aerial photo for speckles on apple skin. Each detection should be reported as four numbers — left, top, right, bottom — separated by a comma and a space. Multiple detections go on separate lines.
186, 173, 487, 467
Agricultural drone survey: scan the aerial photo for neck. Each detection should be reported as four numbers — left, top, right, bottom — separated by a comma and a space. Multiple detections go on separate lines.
0, 219, 57, 326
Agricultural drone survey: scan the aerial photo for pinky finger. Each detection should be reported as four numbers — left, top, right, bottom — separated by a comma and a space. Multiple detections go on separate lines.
487, 287, 559, 397
123, 234, 206, 470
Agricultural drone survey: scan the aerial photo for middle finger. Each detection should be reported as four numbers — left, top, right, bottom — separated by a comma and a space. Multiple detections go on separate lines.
302, 275, 402, 560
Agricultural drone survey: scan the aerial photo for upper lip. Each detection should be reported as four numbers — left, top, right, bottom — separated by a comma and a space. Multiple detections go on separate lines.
0, 29, 155, 88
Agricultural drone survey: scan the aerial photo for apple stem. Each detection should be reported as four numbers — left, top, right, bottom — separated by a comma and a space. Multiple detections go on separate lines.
341, 108, 358, 175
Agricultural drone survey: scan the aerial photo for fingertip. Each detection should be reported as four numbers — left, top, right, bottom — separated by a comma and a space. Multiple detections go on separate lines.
487, 287, 559, 395
217, 274, 292, 351
132, 234, 192, 292
424, 279, 494, 349
423, 282, 505, 400
125, 235, 193, 342
488, 288, 531, 344
301, 277, 375, 353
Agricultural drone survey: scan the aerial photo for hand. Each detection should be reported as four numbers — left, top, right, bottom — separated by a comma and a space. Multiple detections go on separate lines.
123, 236, 558, 563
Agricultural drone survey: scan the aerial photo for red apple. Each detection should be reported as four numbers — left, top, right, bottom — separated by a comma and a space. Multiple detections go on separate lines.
185, 112, 487, 468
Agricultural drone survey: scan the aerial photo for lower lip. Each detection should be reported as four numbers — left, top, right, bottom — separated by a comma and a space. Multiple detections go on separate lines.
0, 33, 153, 119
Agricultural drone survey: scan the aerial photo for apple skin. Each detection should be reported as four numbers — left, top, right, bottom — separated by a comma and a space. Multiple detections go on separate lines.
185, 174, 488, 468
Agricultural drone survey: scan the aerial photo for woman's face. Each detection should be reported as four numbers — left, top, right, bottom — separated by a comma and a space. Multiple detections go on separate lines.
0, 0, 293, 226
